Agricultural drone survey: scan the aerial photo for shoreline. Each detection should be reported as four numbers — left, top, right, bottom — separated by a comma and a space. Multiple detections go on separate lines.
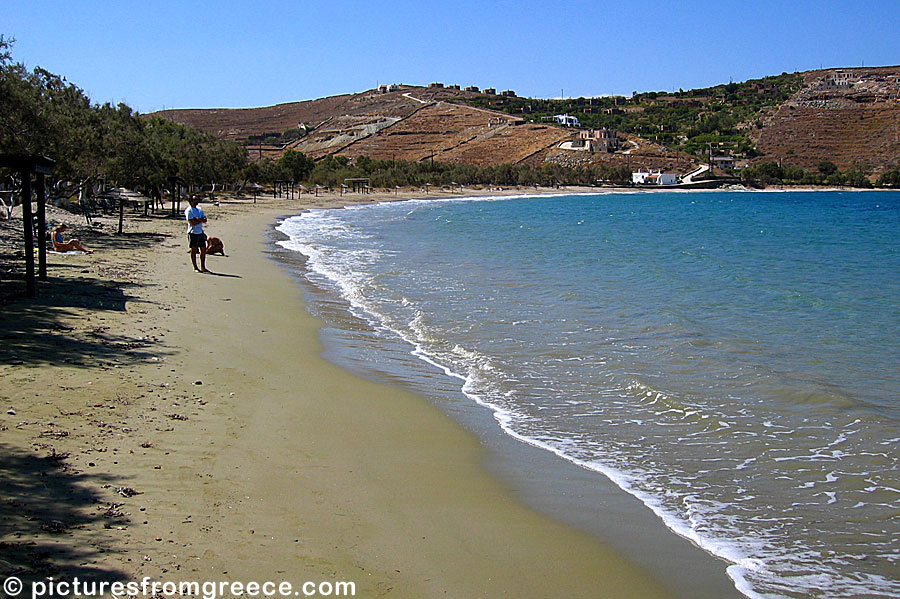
271, 191, 752, 599
1, 189, 679, 598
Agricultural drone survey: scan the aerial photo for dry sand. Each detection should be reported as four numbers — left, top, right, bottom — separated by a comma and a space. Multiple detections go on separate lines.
1, 188, 678, 598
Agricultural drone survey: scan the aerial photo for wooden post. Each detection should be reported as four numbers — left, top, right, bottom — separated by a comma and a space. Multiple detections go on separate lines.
118, 199, 125, 234
21, 171, 35, 297
1, 154, 56, 297
36, 173, 47, 280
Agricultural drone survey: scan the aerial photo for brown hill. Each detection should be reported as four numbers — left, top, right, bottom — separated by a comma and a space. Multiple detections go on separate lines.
752, 67, 900, 174
151, 87, 423, 143
148, 85, 688, 171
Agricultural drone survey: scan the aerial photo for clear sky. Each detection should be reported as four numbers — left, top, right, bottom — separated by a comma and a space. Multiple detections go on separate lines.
4, 0, 898, 113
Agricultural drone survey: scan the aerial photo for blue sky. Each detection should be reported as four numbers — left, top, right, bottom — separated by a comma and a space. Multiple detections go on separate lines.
4, 1, 898, 113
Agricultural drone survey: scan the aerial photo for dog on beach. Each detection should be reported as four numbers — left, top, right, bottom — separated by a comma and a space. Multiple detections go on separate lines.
205, 236, 225, 255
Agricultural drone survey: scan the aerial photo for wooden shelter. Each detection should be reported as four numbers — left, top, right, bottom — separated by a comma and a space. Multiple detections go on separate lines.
273, 179, 295, 199
0, 154, 56, 297
344, 178, 371, 193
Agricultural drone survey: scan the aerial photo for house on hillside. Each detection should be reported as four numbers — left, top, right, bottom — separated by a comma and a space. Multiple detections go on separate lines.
579, 128, 619, 152
378, 84, 400, 94
826, 70, 853, 88
483, 88, 497, 95
465, 86, 480, 92
501, 90, 517, 97
632, 169, 677, 185
711, 155, 735, 170
553, 113, 581, 127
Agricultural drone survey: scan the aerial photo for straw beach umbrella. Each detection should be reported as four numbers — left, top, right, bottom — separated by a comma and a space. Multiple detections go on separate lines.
248, 183, 265, 203
99, 187, 152, 234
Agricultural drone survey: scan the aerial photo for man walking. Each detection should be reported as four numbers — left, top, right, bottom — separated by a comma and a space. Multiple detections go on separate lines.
185, 195, 208, 272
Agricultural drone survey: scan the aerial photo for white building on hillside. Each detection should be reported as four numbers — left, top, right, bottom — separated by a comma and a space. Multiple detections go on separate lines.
632, 169, 678, 185
553, 113, 581, 127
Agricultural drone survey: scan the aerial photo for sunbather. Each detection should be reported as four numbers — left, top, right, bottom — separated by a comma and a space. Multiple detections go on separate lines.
52, 224, 94, 253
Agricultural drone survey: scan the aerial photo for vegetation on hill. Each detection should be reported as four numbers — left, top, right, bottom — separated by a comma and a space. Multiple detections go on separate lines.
247, 128, 307, 146
455, 73, 804, 160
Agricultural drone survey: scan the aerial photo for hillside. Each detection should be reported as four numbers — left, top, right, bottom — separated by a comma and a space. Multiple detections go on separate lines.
149, 84, 695, 174
751, 67, 900, 175
148, 67, 900, 177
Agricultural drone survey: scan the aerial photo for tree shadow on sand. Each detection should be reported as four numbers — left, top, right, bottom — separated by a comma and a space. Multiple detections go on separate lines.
0, 443, 131, 586
87, 231, 170, 253
0, 233, 175, 368
0, 276, 172, 368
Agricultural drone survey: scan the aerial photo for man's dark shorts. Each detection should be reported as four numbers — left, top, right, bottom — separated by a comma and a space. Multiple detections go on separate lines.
189, 233, 207, 249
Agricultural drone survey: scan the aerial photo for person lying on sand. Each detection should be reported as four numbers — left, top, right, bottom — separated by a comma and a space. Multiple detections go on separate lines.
52, 224, 94, 253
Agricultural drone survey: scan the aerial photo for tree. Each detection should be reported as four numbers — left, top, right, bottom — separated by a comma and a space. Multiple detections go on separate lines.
844, 166, 872, 188
278, 149, 315, 181
743, 161, 784, 183
876, 167, 900, 187
818, 161, 839, 177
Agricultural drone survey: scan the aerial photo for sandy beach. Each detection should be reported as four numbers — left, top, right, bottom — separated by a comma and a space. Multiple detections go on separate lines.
0, 187, 691, 598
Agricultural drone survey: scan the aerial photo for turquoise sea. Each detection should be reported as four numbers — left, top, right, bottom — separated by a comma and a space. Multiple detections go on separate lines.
276, 191, 900, 599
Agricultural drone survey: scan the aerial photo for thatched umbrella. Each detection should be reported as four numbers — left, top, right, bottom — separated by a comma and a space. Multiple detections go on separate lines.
99, 187, 151, 234
248, 183, 265, 203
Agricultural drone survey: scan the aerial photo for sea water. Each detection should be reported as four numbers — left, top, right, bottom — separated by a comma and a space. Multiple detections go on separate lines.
275, 191, 900, 599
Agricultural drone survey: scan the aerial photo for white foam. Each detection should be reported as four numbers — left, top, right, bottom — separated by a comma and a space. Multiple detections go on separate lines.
273, 200, 900, 599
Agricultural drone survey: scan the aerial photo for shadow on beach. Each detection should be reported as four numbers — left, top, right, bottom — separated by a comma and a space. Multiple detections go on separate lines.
0, 275, 170, 368
0, 230, 175, 369
0, 443, 130, 586
201, 270, 241, 278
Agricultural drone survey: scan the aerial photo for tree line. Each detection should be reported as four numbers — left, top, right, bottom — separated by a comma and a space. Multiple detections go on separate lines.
740, 160, 900, 188
265, 151, 635, 188
0, 37, 247, 202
